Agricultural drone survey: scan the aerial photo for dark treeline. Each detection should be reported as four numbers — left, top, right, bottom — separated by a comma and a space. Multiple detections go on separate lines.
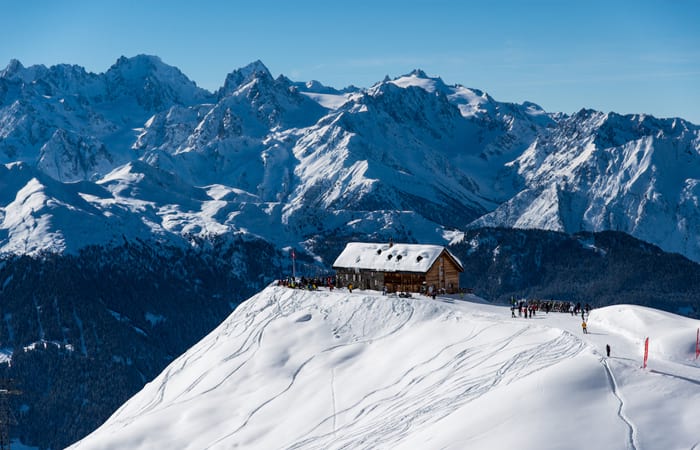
450, 228, 700, 317
0, 236, 283, 450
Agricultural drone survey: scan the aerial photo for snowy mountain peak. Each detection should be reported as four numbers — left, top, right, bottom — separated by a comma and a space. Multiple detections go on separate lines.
241, 59, 270, 76
305, 79, 328, 91
521, 101, 545, 113
218, 60, 273, 97
0, 58, 25, 78
105, 54, 212, 108
389, 69, 447, 93
107, 54, 184, 87
408, 68, 429, 78
0, 59, 49, 84
107, 54, 178, 77
386, 71, 505, 121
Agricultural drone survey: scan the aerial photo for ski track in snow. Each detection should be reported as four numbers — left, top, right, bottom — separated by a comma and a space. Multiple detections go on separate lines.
205, 291, 417, 449
284, 323, 583, 449
601, 358, 638, 450
113, 293, 284, 423
70, 287, 700, 450
107, 289, 660, 450
331, 366, 337, 438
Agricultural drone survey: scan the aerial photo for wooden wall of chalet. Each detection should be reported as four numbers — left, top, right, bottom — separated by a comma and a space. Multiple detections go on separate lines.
384, 272, 425, 293
335, 268, 385, 290
424, 251, 461, 294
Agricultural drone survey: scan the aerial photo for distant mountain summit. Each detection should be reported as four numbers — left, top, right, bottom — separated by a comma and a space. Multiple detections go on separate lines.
105, 54, 213, 109
217, 59, 272, 97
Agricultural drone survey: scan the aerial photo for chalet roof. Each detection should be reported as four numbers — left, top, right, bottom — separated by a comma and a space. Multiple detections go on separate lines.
332, 242, 463, 273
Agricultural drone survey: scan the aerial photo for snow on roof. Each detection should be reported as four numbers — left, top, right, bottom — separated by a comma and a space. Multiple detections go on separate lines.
332, 242, 463, 273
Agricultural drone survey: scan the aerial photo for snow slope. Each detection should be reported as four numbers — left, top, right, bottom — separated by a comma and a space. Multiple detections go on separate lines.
69, 286, 700, 449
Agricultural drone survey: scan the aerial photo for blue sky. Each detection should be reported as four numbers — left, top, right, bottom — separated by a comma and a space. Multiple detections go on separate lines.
2, 0, 699, 123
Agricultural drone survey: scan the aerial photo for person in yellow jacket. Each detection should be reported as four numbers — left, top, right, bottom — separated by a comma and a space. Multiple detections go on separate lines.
582, 320, 588, 334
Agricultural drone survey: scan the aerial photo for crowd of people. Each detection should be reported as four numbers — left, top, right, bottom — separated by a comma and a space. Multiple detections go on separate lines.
510, 299, 593, 316
277, 275, 337, 291
510, 298, 594, 332
277, 278, 612, 356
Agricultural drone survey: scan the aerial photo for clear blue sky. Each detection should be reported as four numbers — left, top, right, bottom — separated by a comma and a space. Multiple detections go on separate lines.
2, 0, 699, 123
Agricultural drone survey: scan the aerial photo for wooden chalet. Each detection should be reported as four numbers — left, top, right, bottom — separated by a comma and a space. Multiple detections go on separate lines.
332, 242, 463, 294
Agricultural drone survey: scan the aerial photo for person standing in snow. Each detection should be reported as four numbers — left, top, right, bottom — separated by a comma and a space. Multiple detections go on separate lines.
606, 344, 611, 357
582, 320, 588, 334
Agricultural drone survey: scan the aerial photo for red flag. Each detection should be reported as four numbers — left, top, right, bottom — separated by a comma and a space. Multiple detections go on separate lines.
291, 249, 296, 260
643, 337, 649, 369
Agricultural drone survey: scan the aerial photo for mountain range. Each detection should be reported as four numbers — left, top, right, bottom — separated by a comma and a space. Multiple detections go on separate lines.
2, 54, 700, 449
2, 54, 699, 262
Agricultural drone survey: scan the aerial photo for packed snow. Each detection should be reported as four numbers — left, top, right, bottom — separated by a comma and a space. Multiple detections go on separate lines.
299, 92, 350, 110
0, 347, 12, 364
69, 285, 700, 449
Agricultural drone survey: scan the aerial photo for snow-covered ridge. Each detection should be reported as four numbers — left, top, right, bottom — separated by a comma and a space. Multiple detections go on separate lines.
470, 109, 700, 261
68, 286, 700, 449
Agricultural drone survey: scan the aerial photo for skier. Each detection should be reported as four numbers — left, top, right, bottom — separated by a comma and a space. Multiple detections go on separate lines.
606, 344, 611, 357
582, 320, 588, 334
